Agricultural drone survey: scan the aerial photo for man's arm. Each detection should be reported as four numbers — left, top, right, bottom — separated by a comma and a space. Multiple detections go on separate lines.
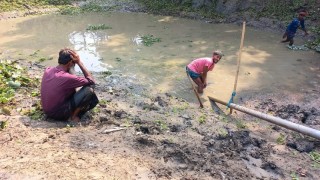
300, 20, 308, 35
201, 66, 209, 87
69, 50, 95, 84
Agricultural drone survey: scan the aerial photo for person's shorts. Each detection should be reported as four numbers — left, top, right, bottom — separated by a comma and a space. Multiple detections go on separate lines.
46, 86, 99, 121
286, 31, 295, 39
186, 66, 200, 79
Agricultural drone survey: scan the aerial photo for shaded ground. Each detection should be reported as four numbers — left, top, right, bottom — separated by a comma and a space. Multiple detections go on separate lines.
0, 56, 319, 179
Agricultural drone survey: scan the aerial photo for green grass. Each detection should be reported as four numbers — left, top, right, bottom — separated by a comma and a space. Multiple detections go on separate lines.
276, 133, 286, 145
0, 0, 75, 12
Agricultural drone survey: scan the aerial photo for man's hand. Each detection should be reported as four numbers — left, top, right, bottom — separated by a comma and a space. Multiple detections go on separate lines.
68, 50, 81, 64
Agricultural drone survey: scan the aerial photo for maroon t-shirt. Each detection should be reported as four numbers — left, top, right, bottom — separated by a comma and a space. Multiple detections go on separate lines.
40, 66, 94, 113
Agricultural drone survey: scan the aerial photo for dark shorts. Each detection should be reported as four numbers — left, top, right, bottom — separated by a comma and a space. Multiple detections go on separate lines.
285, 31, 295, 39
46, 86, 99, 121
186, 66, 200, 79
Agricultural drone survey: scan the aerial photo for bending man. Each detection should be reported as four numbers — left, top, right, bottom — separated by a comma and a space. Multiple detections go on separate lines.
186, 50, 223, 93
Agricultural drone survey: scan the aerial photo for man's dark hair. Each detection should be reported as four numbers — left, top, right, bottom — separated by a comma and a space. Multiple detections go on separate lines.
58, 48, 72, 65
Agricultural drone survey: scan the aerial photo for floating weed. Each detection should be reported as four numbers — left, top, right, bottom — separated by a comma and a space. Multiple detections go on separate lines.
86, 24, 112, 31
101, 70, 112, 77
141, 34, 161, 46
38, 57, 46, 62
276, 133, 286, 145
30, 50, 40, 57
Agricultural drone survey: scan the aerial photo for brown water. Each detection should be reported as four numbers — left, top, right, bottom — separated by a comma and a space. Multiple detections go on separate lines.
0, 12, 319, 106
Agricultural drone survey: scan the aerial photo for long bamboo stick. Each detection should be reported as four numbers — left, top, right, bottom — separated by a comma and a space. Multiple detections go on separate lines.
186, 72, 204, 108
230, 21, 246, 114
209, 96, 320, 140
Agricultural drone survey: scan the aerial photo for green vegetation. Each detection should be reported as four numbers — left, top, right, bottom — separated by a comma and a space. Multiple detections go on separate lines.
290, 172, 299, 180
235, 120, 247, 129
0, 0, 75, 12
0, 59, 42, 120
141, 34, 161, 46
59, 3, 105, 15
0, 120, 8, 130
137, 0, 221, 19
0, 60, 33, 103
276, 133, 286, 145
198, 114, 206, 124
86, 24, 112, 31
155, 119, 168, 131
309, 151, 320, 169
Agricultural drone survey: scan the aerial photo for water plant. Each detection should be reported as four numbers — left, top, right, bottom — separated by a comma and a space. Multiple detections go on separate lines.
86, 24, 112, 31
141, 34, 161, 46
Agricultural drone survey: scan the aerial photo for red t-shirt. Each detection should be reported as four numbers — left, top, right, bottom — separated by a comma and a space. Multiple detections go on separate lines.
187, 57, 215, 74
40, 66, 94, 113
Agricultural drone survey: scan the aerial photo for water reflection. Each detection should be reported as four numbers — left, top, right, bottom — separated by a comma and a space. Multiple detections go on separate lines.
68, 31, 110, 72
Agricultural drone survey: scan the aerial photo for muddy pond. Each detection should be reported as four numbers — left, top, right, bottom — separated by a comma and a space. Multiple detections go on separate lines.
0, 12, 319, 106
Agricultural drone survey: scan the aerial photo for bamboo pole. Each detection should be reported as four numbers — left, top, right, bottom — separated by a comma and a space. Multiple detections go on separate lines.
208, 96, 320, 140
186, 72, 204, 108
230, 21, 246, 114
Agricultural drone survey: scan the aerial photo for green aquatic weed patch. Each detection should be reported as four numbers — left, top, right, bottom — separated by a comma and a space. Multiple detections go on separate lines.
141, 34, 161, 46
86, 24, 112, 31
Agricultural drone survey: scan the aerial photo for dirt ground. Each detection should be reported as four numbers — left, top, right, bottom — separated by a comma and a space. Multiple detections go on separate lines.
0, 55, 319, 180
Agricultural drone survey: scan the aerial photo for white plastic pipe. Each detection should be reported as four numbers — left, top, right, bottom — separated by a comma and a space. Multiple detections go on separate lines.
208, 96, 320, 140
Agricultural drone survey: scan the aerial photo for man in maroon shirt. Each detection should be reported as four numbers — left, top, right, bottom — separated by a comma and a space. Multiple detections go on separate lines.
41, 48, 98, 123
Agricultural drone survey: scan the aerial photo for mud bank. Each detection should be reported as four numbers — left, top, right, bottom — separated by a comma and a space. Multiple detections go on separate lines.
0, 53, 319, 179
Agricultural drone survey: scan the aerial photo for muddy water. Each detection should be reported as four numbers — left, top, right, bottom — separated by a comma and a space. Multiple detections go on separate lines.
0, 12, 319, 106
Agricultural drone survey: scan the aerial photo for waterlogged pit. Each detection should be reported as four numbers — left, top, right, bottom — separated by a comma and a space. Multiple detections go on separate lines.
0, 12, 319, 106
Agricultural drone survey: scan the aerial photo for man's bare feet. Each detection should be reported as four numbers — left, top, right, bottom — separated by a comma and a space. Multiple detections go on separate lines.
70, 116, 80, 122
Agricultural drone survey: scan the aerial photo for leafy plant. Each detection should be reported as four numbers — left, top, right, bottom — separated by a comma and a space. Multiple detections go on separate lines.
0, 60, 32, 103
198, 114, 206, 124
141, 34, 161, 46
